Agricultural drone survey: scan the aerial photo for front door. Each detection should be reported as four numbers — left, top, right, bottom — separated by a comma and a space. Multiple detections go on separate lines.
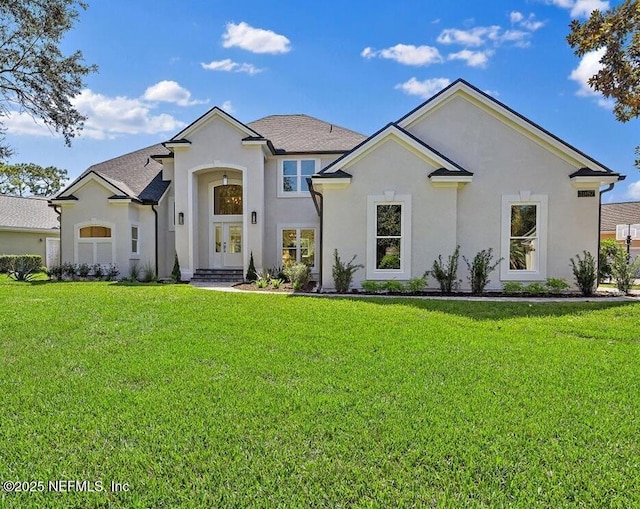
211, 222, 243, 268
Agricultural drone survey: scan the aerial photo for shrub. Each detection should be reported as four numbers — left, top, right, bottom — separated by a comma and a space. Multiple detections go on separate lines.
7, 256, 43, 281
463, 248, 502, 294
503, 281, 524, 294
332, 249, 363, 293
140, 260, 156, 283
76, 263, 91, 278
570, 251, 597, 296
0, 254, 42, 274
406, 276, 427, 293
546, 278, 569, 294
271, 278, 282, 289
92, 264, 104, 280
256, 277, 269, 288
599, 239, 623, 282
610, 251, 640, 293
62, 261, 76, 280
246, 252, 258, 282
431, 246, 461, 293
128, 262, 141, 282
524, 282, 547, 295
383, 280, 405, 293
270, 265, 287, 282
172, 254, 181, 282
284, 262, 311, 291
46, 265, 63, 281
106, 263, 120, 281
361, 280, 382, 293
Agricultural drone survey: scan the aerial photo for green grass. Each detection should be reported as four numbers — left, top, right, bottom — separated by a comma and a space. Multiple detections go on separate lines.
1, 280, 639, 507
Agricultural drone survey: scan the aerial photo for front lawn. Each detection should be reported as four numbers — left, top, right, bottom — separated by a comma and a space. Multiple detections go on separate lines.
1, 281, 639, 507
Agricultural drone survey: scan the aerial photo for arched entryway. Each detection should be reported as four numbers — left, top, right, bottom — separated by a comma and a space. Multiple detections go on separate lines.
208, 177, 243, 268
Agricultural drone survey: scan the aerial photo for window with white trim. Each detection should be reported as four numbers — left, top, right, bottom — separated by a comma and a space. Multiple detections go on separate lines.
279, 159, 317, 196
281, 228, 316, 268
501, 194, 548, 281
131, 225, 139, 256
366, 194, 412, 280
168, 196, 175, 231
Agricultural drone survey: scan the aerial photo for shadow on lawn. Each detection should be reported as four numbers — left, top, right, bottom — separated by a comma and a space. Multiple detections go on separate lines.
287, 293, 640, 321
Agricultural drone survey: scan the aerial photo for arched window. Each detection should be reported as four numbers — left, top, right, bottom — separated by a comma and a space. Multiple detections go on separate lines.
214, 185, 242, 215
79, 226, 112, 238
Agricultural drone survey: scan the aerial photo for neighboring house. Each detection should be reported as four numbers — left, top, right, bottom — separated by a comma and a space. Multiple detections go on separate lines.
0, 194, 60, 266
51, 79, 624, 290
601, 201, 640, 259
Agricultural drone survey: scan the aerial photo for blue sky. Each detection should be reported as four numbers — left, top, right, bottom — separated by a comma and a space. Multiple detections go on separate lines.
4, 0, 638, 202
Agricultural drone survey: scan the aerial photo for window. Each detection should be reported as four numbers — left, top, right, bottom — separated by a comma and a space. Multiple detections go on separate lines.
168, 196, 175, 231
214, 185, 243, 215
376, 205, 402, 270
509, 205, 536, 270
501, 194, 547, 281
281, 228, 316, 268
279, 159, 317, 196
79, 226, 111, 238
366, 194, 412, 280
131, 226, 139, 255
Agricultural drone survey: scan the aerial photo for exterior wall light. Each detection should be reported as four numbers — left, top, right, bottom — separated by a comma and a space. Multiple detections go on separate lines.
223, 174, 228, 186
178, 212, 184, 225
251, 211, 257, 224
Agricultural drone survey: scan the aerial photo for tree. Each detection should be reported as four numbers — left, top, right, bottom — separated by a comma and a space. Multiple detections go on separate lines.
0, 0, 97, 160
0, 162, 68, 196
567, 1, 640, 124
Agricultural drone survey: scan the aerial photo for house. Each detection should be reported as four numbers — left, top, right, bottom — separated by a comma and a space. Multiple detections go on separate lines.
0, 194, 60, 266
51, 79, 624, 290
601, 201, 640, 259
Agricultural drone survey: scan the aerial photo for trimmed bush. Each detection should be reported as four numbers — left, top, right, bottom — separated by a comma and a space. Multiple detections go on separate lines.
172, 254, 181, 282
383, 280, 405, 293
610, 251, 640, 293
406, 276, 427, 293
332, 249, 363, 293
524, 282, 547, 295
6, 255, 43, 281
361, 280, 383, 293
503, 281, 524, 294
0, 254, 42, 274
546, 278, 569, 294
246, 252, 258, 282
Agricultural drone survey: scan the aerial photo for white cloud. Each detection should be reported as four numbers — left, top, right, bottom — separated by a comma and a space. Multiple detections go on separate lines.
221, 100, 235, 114
544, 0, 610, 17
3, 111, 54, 138
569, 48, 605, 97
569, 48, 615, 109
222, 22, 290, 54
627, 181, 640, 200
395, 77, 451, 98
448, 49, 494, 68
437, 26, 501, 46
362, 44, 443, 66
201, 58, 263, 75
510, 11, 525, 23
143, 80, 206, 106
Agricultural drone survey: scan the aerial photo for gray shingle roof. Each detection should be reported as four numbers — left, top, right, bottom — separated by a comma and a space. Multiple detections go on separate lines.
601, 201, 640, 232
65, 144, 171, 202
0, 195, 59, 230
247, 114, 366, 153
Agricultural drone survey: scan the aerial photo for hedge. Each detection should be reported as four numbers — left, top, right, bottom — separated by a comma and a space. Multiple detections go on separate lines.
0, 254, 43, 273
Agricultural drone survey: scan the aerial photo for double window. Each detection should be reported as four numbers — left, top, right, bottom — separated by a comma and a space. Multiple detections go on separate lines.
281, 227, 316, 268
279, 159, 317, 197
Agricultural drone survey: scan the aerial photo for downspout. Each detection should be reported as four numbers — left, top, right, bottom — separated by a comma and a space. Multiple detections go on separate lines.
53, 205, 62, 267
308, 179, 324, 292
151, 204, 159, 279
598, 183, 615, 285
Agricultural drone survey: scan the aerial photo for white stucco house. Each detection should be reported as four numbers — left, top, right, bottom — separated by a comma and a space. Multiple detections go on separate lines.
50, 79, 624, 290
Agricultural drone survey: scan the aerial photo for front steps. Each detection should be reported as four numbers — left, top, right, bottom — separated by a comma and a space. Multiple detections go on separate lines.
190, 268, 244, 284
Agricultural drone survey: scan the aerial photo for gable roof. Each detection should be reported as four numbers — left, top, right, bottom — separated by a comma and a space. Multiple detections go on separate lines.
601, 201, 640, 232
247, 114, 366, 154
319, 122, 472, 176
56, 144, 171, 203
0, 195, 59, 230
397, 78, 621, 178
170, 106, 262, 142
